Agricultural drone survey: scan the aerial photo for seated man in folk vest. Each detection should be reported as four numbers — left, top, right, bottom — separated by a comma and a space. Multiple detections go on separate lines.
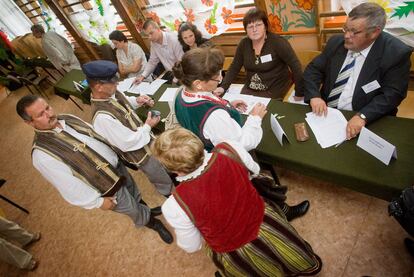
83, 60, 174, 197
16, 95, 173, 244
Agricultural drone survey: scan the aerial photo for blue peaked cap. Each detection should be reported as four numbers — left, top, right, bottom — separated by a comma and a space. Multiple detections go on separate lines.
82, 60, 119, 82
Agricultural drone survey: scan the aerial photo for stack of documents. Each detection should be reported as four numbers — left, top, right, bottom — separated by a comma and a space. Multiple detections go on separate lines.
222, 93, 271, 115
305, 108, 347, 148
117, 77, 167, 95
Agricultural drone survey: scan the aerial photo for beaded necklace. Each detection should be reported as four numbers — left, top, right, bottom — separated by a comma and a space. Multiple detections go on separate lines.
183, 90, 229, 106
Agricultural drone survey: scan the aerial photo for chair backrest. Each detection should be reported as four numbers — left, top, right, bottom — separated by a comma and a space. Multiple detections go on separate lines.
296, 50, 321, 70
16, 76, 34, 85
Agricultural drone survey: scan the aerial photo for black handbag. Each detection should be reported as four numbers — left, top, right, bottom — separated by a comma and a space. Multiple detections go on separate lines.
389, 186, 414, 237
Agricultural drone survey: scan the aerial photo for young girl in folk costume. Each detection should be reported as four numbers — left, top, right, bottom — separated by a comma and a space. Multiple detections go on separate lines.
152, 128, 322, 276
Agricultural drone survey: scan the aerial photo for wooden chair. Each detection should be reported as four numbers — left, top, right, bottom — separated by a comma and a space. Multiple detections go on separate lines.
296, 50, 321, 70
284, 50, 321, 102
17, 74, 52, 99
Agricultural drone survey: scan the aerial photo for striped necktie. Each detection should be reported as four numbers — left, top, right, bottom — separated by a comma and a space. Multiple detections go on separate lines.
327, 52, 360, 108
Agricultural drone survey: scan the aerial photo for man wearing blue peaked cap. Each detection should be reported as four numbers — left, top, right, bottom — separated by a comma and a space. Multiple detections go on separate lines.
82, 60, 119, 83
83, 60, 174, 244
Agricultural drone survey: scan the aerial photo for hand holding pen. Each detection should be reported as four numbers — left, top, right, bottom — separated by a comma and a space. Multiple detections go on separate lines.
133, 75, 145, 85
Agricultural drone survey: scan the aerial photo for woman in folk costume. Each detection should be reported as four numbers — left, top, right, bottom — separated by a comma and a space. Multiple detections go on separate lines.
172, 47, 310, 222
152, 128, 322, 277
172, 47, 265, 153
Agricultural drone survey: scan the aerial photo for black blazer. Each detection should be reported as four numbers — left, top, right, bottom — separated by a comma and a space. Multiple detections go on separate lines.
303, 33, 412, 124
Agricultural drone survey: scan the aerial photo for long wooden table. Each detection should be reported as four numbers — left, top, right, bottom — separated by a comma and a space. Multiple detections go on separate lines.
56, 79, 414, 201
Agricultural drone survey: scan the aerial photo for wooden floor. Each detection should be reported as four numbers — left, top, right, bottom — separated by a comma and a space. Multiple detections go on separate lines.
0, 86, 413, 276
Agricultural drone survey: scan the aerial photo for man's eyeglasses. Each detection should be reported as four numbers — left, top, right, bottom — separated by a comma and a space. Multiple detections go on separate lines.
342, 26, 376, 37
246, 22, 264, 31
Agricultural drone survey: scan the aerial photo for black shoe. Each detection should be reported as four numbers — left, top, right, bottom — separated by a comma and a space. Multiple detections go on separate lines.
146, 217, 173, 244
150, 206, 162, 216
285, 200, 310, 221
404, 238, 414, 256
214, 271, 223, 277
139, 200, 162, 216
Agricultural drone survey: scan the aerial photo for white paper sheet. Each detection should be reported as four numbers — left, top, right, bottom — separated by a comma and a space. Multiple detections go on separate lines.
158, 87, 179, 102
222, 94, 271, 115
124, 79, 168, 95
226, 84, 244, 94
305, 108, 348, 148
117, 77, 136, 92
144, 79, 168, 95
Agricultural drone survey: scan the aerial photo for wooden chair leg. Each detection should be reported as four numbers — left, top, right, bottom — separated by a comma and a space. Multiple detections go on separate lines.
0, 195, 29, 214
258, 162, 281, 185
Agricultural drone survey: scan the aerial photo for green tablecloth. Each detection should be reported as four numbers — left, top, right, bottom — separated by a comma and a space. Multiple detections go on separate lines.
54, 69, 90, 104
257, 101, 414, 201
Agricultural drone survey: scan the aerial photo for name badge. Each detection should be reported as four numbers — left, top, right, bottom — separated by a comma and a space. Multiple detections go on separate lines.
260, 54, 272, 63
357, 127, 397, 165
362, 80, 381, 94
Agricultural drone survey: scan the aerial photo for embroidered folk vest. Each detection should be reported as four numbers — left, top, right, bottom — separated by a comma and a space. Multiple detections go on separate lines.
174, 143, 264, 253
32, 114, 123, 196
175, 89, 243, 151
91, 91, 150, 169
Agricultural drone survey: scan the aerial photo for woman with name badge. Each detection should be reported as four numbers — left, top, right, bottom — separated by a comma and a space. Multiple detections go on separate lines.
214, 8, 304, 100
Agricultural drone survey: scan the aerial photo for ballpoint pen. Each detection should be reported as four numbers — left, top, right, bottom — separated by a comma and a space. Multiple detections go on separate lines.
128, 82, 135, 90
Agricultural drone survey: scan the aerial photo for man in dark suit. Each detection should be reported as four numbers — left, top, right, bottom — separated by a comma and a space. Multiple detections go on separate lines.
304, 2, 412, 139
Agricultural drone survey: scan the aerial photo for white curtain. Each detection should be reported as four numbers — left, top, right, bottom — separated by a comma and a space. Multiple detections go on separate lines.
68, 0, 118, 45
0, 0, 33, 39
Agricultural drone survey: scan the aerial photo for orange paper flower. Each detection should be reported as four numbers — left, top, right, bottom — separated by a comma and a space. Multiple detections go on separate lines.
201, 0, 214, 7
268, 13, 282, 33
221, 7, 234, 24
135, 18, 144, 32
174, 19, 182, 31
295, 0, 314, 11
271, 0, 280, 5
147, 11, 160, 25
184, 8, 195, 23
205, 18, 218, 34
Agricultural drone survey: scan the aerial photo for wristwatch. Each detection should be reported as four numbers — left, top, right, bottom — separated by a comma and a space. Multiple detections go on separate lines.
357, 112, 367, 121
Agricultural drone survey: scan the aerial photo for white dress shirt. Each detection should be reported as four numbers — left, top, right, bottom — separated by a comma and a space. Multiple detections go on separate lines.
116, 42, 147, 78
141, 32, 184, 78
42, 31, 81, 71
32, 119, 119, 209
337, 42, 374, 110
92, 93, 152, 152
161, 140, 260, 253
181, 90, 263, 151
